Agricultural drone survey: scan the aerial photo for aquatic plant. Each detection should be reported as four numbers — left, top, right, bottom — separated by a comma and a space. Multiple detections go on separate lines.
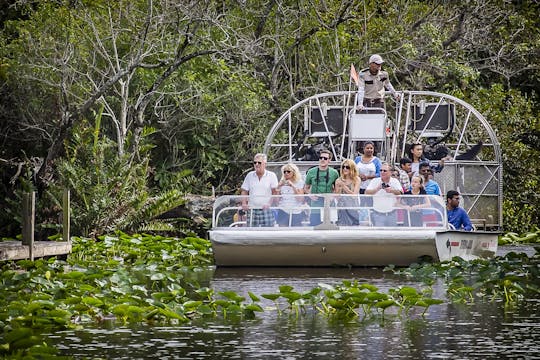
389, 251, 540, 305
499, 228, 540, 245
262, 280, 443, 321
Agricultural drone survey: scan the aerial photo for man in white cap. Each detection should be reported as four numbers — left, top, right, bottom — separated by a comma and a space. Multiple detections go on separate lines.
356, 54, 400, 111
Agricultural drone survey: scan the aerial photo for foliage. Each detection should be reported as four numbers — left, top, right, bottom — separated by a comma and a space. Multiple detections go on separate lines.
499, 228, 540, 245
0, 0, 539, 235
50, 117, 193, 237
389, 251, 540, 305
2, 231, 539, 357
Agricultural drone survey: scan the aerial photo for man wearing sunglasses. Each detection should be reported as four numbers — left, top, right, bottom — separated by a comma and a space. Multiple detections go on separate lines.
365, 162, 403, 226
240, 153, 279, 227
304, 149, 339, 226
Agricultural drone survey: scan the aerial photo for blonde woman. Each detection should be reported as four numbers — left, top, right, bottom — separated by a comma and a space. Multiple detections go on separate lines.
334, 159, 361, 225
276, 163, 305, 226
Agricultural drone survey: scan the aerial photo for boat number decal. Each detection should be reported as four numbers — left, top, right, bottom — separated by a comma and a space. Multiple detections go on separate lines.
459, 239, 473, 249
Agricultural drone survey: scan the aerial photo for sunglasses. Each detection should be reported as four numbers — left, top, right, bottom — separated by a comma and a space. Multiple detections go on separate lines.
380, 169, 389, 172
283, 170, 291, 174
319, 156, 329, 160
342, 165, 351, 170
253, 161, 263, 165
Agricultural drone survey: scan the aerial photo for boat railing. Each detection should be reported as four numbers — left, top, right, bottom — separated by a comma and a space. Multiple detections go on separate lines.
212, 194, 447, 229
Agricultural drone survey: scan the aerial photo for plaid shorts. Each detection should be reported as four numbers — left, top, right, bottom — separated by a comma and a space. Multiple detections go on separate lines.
247, 209, 275, 227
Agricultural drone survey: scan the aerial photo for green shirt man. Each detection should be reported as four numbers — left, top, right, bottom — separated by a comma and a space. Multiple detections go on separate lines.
304, 149, 339, 225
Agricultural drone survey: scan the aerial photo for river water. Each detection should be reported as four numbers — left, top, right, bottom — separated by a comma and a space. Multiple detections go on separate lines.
47, 257, 540, 360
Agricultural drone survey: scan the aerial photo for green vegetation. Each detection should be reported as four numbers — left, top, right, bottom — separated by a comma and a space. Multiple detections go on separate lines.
0, 0, 538, 237
1, 232, 539, 357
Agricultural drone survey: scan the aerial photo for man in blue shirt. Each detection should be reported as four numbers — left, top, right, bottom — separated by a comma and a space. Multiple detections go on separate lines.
446, 190, 473, 231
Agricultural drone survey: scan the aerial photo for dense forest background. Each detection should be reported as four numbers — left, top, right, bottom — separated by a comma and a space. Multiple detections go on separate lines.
0, 0, 538, 237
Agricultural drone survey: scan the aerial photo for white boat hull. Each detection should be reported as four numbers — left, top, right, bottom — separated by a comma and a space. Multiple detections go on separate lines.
209, 228, 498, 267
435, 230, 499, 262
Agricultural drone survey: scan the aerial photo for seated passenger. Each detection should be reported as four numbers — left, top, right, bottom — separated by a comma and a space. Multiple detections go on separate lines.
276, 164, 305, 226
401, 175, 430, 227
446, 190, 473, 231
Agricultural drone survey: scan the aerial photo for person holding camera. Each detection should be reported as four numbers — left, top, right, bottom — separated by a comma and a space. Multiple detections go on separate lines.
365, 162, 403, 226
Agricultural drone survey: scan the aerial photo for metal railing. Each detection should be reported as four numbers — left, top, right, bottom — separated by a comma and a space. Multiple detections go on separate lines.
212, 194, 447, 229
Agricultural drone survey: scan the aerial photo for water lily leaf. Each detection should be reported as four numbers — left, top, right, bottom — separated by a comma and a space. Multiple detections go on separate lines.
10, 335, 42, 350
152, 292, 174, 301
248, 291, 260, 302
66, 271, 85, 280
279, 285, 294, 293
132, 285, 148, 293
281, 292, 301, 302
214, 299, 230, 307
82, 297, 104, 307
399, 287, 419, 297
79, 284, 96, 293
422, 298, 444, 306
27, 300, 55, 313
366, 292, 387, 301
183, 300, 202, 311
150, 273, 166, 281
318, 283, 336, 291
5, 328, 32, 343
28, 344, 59, 355
197, 304, 214, 315
219, 291, 244, 302
195, 287, 213, 298
261, 294, 281, 301
359, 284, 379, 292
375, 299, 395, 309
245, 304, 263, 312
158, 308, 187, 321
327, 299, 346, 309
112, 304, 129, 316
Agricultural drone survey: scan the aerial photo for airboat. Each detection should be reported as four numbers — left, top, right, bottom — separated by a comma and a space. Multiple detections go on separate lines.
209, 90, 501, 266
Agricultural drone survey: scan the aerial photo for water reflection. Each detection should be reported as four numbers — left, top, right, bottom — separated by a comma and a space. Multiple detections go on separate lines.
47, 266, 539, 359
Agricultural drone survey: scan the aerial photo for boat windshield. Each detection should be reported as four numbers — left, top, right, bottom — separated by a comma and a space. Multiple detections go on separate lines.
212, 194, 447, 229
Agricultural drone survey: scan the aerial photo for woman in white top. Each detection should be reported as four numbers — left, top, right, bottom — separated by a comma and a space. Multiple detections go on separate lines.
354, 141, 382, 194
275, 163, 305, 226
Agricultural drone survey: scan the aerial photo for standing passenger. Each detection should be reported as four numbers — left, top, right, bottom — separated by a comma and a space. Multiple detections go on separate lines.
365, 162, 403, 226
276, 163, 305, 226
398, 157, 412, 192
334, 159, 361, 226
240, 153, 278, 227
304, 149, 339, 226
354, 141, 382, 194
419, 162, 441, 196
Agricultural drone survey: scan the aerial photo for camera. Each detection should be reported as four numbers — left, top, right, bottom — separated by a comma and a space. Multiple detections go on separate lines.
238, 210, 246, 216
381, 183, 389, 189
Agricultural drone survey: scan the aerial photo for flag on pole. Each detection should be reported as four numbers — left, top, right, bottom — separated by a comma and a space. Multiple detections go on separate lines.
350, 63, 359, 86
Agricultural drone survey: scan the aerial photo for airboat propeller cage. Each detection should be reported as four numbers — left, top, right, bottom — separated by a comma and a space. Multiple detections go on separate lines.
263, 90, 502, 230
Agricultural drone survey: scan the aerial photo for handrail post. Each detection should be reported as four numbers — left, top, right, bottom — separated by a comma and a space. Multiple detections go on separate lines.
63, 189, 71, 243
22, 191, 35, 260
314, 195, 339, 230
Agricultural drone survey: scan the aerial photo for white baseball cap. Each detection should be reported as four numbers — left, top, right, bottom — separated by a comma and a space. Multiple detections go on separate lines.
369, 54, 384, 64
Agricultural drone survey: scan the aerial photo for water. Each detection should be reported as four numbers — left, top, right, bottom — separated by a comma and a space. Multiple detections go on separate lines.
46, 265, 540, 359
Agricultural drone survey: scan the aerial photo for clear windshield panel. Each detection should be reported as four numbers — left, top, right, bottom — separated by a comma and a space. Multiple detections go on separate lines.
212, 194, 447, 229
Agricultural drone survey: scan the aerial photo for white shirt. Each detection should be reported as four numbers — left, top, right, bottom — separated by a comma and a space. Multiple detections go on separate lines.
241, 170, 278, 207
278, 180, 305, 214
366, 177, 403, 213
356, 161, 377, 189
